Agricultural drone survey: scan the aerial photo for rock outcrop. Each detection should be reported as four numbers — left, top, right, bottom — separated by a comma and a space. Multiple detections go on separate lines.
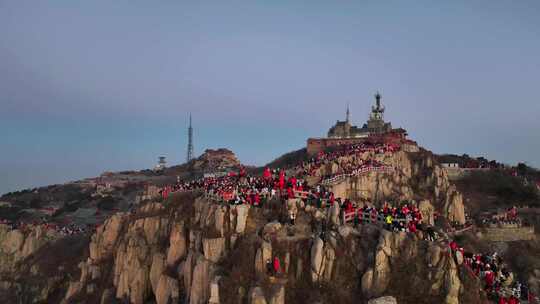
0, 224, 58, 273
155, 274, 179, 304
419, 199, 435, 226
361, 228, 461, 303
192, 148, 241, 172
325, 150, 466, 224
310, 235, 336, 283
443, 186, 466, 224
255, 241, 272, 277
167, 222, 187, 266
362, 231, 408, 298
61, 194, 253, 304
89, 213, 125, 261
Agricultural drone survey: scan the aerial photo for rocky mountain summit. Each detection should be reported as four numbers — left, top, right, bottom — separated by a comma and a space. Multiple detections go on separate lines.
191, 149, 241, 172
0, 144, 538, 304
310, 150, 466, 225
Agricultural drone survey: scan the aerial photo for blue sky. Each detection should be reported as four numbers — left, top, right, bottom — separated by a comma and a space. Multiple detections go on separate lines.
1, 1, 539, 194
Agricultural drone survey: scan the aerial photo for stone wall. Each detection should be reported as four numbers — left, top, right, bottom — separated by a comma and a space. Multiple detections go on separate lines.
480, 227, 535, 242
307, 137, 369, 155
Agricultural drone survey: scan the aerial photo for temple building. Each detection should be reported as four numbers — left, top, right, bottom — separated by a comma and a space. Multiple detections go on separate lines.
327, 92, 392, 138
307, 92, 416, 154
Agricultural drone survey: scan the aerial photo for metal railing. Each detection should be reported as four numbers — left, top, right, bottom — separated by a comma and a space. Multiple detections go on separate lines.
342, 209, 409, 225
321, 165, 394, 185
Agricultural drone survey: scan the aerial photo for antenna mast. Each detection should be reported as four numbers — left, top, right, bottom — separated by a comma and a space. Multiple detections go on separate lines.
187, 114, 194, 162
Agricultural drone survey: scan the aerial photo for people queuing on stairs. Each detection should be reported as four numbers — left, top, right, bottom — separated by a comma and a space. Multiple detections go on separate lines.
159, 142, 398, 207
449, 240, 535, 304
158, 142, 433, 236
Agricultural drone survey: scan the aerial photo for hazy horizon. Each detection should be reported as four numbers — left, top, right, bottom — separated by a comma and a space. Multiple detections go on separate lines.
1, 1, 540, 195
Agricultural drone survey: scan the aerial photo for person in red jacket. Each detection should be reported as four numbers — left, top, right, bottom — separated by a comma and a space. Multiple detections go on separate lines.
239, 166, 246, 178
507, 295, 519, 304
345, 199, 353, 213
508, 206, 518, 220
162, 187, 169, 200
273, 256, 281, 274
484, 267, 495, 291
383, 202, 390, 215
254, 193, 261, 207
415, 209, 423, 223
449, 240, 458, 252
371, 208, 378, 221
279, 171, 285, 190
329, 192, 335, 206
402, 204, 410, 216
287, 187, 295, 199
290, 176, 297, 190
408, 221, 417, 233
263, 167, 272, 181
499, 296, 508, 304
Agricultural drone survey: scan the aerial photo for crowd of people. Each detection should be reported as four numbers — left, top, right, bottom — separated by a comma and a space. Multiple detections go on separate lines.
292, 142, 398, 180
480, 207, 524, 228
449, 240, 535, 304
0, 218, 92, 236
156, 142, 423, 231
334, 200, 441, 241
159, 142, 398, 205
153, 143, 404, 233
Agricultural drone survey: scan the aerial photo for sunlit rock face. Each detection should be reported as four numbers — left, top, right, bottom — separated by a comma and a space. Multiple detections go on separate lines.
326, 150, 466, 224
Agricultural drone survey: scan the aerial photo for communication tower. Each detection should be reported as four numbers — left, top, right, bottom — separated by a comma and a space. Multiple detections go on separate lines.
187, 114, 194, 162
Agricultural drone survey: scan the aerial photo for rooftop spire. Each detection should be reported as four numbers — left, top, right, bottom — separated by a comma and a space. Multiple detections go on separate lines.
346, 103, 350, 123
375, 91, 382, 109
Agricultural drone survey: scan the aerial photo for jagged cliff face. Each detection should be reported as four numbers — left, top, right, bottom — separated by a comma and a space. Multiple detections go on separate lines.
360, 230, 461, 304
0, 225, 59, 273
322, 150, 466, 224
57, 195, 474, 304
0, 225, 89, 303
62, 191, 253, 304
0, 195, 478, 304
